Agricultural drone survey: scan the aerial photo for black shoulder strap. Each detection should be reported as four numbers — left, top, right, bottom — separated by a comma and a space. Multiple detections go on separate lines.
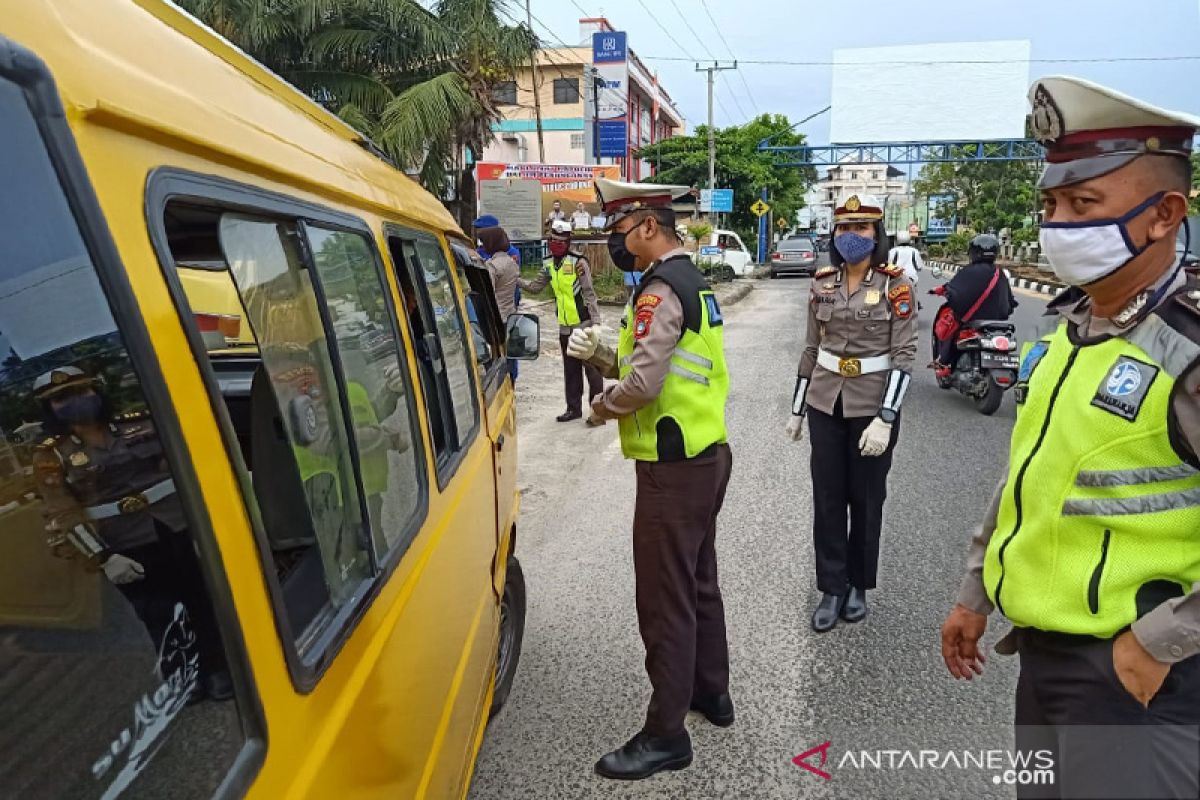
634, 255, 708, 333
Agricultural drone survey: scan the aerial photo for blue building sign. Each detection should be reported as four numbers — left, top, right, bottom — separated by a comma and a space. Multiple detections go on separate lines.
597, 119, 627, 158
592, 31, 627, 63
927, 193, 958, 238
711, 189, 734, 213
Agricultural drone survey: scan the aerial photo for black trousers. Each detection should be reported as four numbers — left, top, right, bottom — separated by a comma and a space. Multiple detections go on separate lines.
1015, 629, 1200, 799
116, 526, 228, 681
807, 398, 898, 595
559, 332, 604, 414
633, 444, 733, 737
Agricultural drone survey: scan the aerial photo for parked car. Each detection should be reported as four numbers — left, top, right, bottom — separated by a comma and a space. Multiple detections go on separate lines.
770, 238, 819, 277
695, 229, 755, 277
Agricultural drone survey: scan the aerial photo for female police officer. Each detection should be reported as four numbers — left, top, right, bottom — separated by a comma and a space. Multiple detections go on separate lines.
784, 194, 918, 632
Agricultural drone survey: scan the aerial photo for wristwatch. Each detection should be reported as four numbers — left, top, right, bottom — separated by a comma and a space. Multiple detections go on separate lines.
877, 408, 898, 425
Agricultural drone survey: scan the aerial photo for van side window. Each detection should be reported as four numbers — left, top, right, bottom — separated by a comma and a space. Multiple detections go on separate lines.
0, 72, 245, 798
218, 215, 374, 638
387, 233, 479, 473
450, 243, 506, 389
303, 226, 424, 555
162, 203, 428, 674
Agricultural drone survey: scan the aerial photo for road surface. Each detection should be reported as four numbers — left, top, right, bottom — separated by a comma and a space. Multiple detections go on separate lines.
470, 272, 1054, 799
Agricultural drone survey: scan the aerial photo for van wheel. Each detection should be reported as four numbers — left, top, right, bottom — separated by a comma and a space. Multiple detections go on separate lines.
490, 556, 526, 719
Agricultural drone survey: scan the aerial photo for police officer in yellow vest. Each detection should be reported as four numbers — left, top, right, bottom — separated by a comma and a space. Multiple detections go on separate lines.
520, 219, 604, 425
941, 77, 1200, 799
568, 178, 733, 780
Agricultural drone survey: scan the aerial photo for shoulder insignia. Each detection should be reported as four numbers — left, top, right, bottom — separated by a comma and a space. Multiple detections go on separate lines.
876, 263, 905, 278
636, 294, 662, 309
813, 266, 837, 279
889, 284, 914, 319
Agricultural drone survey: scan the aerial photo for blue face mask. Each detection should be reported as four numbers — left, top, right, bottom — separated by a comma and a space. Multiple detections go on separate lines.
53, 394, 104, 425
834, 232, 876, 265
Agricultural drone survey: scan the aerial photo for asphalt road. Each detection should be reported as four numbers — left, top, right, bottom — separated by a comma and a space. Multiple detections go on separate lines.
470, 270, 1055, 799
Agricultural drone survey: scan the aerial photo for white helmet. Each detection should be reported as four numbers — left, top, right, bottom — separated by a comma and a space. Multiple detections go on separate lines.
896, 231, 912, 245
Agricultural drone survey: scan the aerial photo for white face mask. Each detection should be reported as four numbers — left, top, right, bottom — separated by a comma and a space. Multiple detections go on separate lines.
1039, 192, 1164, 286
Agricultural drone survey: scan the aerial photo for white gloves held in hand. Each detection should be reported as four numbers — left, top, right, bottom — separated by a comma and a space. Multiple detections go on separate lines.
566, 326, 600, 360
785, 415, 804, 441
103, 554, 146, 585
859, 417, 893, 457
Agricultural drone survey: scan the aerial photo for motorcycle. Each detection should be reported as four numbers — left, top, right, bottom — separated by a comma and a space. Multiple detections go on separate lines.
937, 320, 1020, 415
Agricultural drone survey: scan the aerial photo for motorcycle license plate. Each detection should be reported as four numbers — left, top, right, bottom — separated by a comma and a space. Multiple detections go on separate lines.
982, 353, 1020, 369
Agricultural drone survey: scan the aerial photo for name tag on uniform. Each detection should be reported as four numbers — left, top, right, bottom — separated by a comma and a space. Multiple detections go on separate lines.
704, 293, 723, 326
1092, 356, 1158, 422
864, 290, 881, 306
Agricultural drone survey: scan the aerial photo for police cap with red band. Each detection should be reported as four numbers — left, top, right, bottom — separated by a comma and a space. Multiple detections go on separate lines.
595, 177, 694, 230
1029, 76, 1200, 189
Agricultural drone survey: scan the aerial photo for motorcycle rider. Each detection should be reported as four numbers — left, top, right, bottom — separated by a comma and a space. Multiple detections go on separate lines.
888, 230, 924, 286
930, 233, 1017, 376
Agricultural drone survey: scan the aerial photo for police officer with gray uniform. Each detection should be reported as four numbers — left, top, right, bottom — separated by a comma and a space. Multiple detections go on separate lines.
785, 194, 918, 633
32, 366, 232, 701
941, 77, 1200, 798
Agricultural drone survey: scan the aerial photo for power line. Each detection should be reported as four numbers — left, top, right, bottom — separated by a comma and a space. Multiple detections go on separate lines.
641, 54, 1200, 66
698, 0, 761, 116
633, 0, 697, 62
668, 0, 716, 60
568, 0, 591, 18
718, 72, 751, 123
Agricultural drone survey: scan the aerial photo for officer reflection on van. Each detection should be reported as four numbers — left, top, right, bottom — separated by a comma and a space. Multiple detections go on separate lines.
30, 366, 232, 702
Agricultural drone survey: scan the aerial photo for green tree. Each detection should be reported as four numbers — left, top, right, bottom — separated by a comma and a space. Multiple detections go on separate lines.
913, 150, 1040, 234
1190, 151, 1200, 215
635, 115, 817, 240
179, 0, 535, 227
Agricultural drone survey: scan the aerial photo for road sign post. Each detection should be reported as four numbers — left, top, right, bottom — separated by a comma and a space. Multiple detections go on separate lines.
755, 190, 770, 264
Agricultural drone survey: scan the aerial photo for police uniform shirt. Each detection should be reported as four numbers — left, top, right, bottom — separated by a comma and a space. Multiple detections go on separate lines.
35, 415, 186, 552
958, 273, 1200, 664
590, 248, 690, 419
798, 265, 919, 417
519, 252, 602, 335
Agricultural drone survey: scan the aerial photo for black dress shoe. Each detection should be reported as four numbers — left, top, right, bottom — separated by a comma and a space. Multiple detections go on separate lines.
594, 730, 693, 780
203, 670, 235, 702
690, 692, 735, 727
556, 410, 582, 422
842, 587, 868, 623
811, 592, 845, 633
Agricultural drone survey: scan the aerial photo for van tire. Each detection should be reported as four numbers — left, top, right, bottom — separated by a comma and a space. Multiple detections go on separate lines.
489, 556, 526, 719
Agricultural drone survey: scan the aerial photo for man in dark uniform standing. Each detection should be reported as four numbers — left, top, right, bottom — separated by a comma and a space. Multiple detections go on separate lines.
941, 77, 1200, 798
31, 366, 232, 701
568, 178, 733, 780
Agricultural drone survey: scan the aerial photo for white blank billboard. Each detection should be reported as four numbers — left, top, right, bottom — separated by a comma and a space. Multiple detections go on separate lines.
830, 41, 1031, 143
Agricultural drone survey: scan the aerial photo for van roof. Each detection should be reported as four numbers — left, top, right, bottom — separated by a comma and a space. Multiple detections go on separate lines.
9, 0, 461, 235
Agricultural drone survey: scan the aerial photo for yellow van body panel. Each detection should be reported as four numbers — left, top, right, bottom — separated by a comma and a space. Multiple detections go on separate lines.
1, 1, 513, 797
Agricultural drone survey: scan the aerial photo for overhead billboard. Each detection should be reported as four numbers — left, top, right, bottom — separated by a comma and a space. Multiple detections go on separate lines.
475, 163, 621, 237
593, 31, 628, 158
830, 41, 1031, 143
927, 193, 958, 238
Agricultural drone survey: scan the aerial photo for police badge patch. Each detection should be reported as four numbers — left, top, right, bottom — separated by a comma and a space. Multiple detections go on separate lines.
1091, 355, 1158, 421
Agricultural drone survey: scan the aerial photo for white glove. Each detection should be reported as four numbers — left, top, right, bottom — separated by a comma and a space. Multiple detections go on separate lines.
566, 326, 600, 360
103, 554, 146, 585
858, 417, 893, 457
785, 415, 805, 441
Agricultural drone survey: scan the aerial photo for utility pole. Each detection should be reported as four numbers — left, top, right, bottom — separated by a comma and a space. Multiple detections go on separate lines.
695, 61, 737, 218
526, 0, 545, 163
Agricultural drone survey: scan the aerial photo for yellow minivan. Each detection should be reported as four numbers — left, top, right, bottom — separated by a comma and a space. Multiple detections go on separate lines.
0, 1, 540, 797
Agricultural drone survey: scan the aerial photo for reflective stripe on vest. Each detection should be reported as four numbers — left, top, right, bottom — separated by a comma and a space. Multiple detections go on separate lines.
615, 291, 728, 461
546, 257, 582, 326
984, 319, 1200, 636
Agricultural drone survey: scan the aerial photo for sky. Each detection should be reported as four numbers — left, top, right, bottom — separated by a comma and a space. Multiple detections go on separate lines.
525, 0, 1200, 144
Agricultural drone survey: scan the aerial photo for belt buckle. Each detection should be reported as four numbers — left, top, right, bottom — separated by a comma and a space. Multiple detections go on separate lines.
838, 357, 862, 377
117, 493, 149, 515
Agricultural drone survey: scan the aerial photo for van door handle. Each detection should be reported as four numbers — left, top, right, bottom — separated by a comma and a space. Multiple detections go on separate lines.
496, 434, 505, 452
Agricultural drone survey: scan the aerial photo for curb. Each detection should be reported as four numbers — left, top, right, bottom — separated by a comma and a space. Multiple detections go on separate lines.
926, 260, 1062, 297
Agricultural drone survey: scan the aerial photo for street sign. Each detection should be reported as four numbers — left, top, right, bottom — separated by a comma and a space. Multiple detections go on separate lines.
700, 188, 734, 213
751, 199, 770, 217
699, 245, 722, 256
776, 217, 788, 229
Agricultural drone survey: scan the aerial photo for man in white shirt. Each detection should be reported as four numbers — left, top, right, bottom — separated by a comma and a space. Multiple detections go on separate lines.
888, 231, 924, 285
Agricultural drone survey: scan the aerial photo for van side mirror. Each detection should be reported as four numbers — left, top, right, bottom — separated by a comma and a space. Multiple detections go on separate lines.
506, 313, 540, 361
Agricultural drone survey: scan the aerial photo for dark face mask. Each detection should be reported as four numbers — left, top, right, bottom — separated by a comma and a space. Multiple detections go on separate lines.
607, 226, 640, 271
548, 239, 569, 258
53, 393, 104, 425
